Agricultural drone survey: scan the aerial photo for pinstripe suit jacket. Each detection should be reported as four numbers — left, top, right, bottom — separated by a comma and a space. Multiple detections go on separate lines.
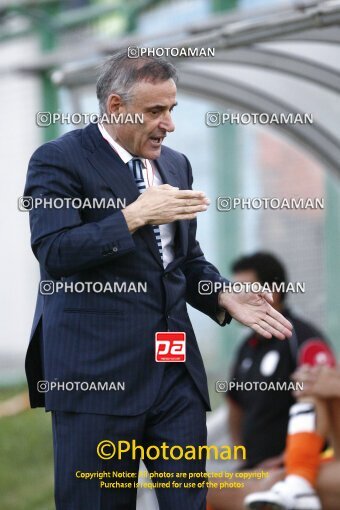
24, 122, 230, 415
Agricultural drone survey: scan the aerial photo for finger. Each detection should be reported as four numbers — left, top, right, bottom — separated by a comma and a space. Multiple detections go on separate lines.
176, 205, 208, 215
300, 364, 312, 372
293, 390, 306, 399
258, 319, 286, 340
292, 366, 309, 377
300, 382, 313, 394
174, 190, 207, 199
251, 323, 272, 339
175, 198, 210, 207
260, 291, 274, 304
157, 184, 179, 190
260, 312, 295, 341
294, 372, 317, 386
310, 365, 322, 375
320, 365, 335, 374
175, 206, 209, 219
266, 306, 293, 335
291, 370, 306, 381
293, 365, 313, 379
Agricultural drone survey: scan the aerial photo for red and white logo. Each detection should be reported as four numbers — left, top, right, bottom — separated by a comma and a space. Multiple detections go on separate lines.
298, 338, 336, 368
155, 332, 186, 362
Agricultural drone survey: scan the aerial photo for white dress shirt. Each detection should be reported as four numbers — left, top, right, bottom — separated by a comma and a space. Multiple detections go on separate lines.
98, 123, 175, 268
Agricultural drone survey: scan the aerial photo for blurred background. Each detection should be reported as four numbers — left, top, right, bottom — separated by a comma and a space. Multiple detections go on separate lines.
1, 0, 339, 508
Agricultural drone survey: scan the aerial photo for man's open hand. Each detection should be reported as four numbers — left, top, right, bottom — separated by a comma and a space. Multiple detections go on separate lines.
122, 184, 209, 232
219, 289, 293, 339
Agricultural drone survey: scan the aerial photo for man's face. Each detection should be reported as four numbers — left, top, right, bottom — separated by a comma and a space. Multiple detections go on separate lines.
106, 78, 177, 159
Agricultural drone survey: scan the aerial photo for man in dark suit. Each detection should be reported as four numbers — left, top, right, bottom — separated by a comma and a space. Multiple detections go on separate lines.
24, 50, 292, 510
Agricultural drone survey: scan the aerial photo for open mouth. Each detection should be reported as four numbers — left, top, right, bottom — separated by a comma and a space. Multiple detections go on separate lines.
149, 136, 165, 146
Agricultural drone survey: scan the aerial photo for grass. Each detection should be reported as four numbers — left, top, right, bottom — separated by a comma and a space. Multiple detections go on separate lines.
0, 382, 223, 509
0, 385, 54, 510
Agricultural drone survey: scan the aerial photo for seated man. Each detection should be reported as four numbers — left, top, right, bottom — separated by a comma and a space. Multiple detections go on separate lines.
207, 252, 333, 510
244, 364, 340, 510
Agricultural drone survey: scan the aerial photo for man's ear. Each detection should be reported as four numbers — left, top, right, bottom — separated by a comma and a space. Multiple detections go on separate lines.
106, 94, 124, 114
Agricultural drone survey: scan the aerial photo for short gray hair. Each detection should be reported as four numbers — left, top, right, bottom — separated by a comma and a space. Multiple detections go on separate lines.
96, 49, 178, 115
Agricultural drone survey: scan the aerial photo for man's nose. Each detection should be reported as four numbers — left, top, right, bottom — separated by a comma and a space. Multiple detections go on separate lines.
159, 112, 175, 133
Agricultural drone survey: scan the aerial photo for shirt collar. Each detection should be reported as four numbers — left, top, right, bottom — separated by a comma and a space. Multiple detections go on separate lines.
98, 123, 146, 168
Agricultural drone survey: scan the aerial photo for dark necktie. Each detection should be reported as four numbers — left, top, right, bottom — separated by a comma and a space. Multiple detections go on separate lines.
127, 158, 163, 261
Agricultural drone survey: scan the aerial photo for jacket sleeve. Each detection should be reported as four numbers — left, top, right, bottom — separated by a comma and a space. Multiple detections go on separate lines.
181, 154, 232, 326
24, 141, 136, 279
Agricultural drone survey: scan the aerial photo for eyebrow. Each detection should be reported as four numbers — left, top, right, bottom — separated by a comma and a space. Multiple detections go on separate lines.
145, 102, 178, 110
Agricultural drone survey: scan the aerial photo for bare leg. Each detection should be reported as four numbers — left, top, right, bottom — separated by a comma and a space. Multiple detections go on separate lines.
208, 398, 333, 510
326, 397, 340, 456
317, 461, 340, 510
316, 397, 340, 510
315, 399, 330, 438
240, 398, 330, 510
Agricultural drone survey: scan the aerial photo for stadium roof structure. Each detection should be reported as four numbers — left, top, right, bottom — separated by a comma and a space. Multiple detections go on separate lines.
17, 0, 340, 176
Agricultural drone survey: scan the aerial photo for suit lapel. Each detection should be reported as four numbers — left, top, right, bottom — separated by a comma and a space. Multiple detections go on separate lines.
85, 127, 140, 205
83, 124, 163, 266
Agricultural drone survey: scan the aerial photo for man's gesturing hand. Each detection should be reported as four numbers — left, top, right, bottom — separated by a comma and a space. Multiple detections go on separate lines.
219, 289, 293, 340
122, 184, 210, 233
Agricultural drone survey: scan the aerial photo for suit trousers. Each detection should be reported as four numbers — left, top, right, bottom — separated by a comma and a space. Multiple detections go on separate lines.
52, 362, 208, 509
